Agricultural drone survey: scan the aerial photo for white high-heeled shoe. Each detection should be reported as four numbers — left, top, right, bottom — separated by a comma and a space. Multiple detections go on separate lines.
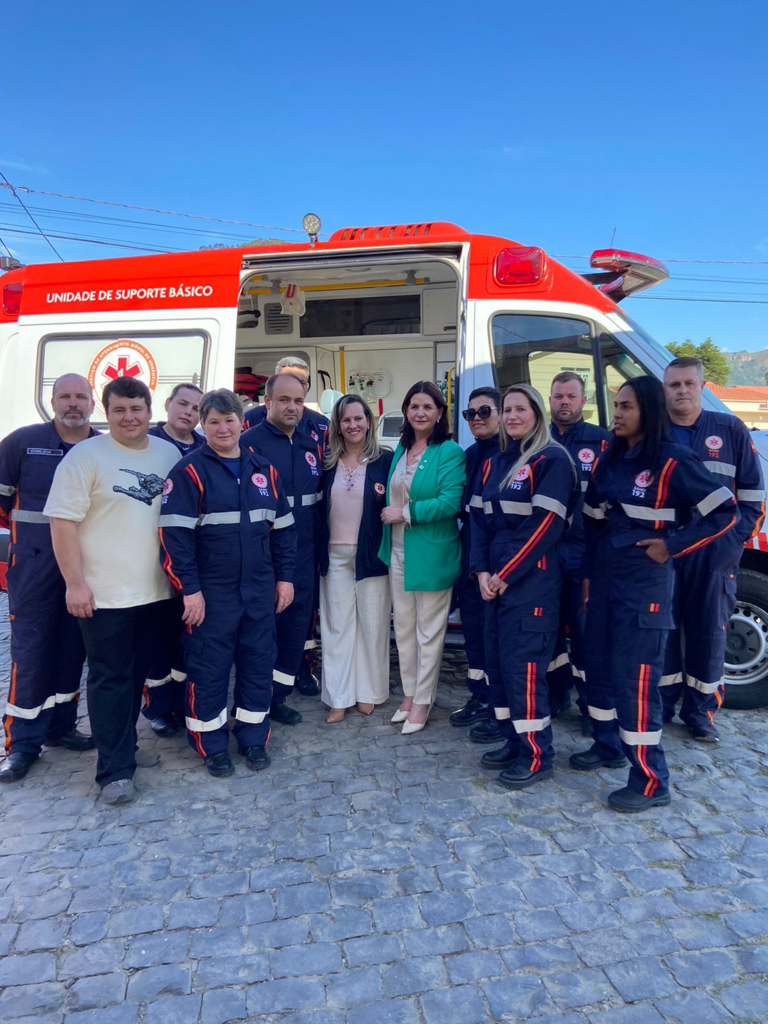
401, 717, 428, 735
390, 708, 409, 723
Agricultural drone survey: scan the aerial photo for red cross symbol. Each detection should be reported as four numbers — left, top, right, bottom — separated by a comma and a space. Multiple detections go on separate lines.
103, 356, 142, 381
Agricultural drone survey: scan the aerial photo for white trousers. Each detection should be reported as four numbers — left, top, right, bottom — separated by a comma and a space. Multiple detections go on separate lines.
319, 545, 392, 709
389, 528, 453, 706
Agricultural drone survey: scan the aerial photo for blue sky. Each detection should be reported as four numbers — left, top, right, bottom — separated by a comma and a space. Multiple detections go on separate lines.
4, 1, 768, 352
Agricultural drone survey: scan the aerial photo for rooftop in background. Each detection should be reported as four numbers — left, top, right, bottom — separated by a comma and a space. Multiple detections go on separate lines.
706, 383, 768, 402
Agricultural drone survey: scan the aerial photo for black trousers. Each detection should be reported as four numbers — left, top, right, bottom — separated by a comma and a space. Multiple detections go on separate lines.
79, 598, 175, 788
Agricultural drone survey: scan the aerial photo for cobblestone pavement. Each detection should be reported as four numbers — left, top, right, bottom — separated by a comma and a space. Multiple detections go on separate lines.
2, 596, 768, 1024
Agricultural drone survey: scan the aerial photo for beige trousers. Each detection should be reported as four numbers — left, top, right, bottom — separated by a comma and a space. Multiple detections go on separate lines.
389, 526, 453, 706
319, 545, 392, 709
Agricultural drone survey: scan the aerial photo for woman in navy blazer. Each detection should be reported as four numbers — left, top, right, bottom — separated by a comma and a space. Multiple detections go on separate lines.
319, 396, 393, 722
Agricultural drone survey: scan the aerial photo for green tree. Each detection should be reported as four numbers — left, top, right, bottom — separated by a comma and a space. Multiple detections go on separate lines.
666, 337, 730, 386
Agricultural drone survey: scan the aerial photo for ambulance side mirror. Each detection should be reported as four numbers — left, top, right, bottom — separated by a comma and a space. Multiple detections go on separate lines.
320, 389, 344, 417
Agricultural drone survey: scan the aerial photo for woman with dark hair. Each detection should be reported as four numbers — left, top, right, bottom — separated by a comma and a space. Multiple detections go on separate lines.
470, 384, 580, 789
571, 376, 739, 812
378, 381, 466, 734
319, 395, 393, 723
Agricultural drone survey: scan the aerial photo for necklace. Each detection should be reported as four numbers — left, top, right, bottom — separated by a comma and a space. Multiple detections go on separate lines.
340, 453, 368, 490
407, 442, 427, 465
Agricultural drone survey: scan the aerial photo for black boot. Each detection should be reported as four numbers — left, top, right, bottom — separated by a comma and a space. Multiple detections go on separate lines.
569, 747, 627, 771
150, 714, 179, 737
498, 764, 554, 789
450, 696, 489, 727
205, 752, 235, 777
682, 717, 719, 743
45, 729, 96, 751
241, 745, 271, 771
480, 741, 518, 770
296, 672, 321, 697
270, 703, 302, 726
469, 718, 502, 744
608, 786, 671, 813
0, 752, 38, 782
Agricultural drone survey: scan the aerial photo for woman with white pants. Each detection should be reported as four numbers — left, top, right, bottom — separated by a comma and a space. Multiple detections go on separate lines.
319, 396, 393, 723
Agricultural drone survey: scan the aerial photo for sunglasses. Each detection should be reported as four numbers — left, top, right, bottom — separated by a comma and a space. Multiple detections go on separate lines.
462, 405, 497, 421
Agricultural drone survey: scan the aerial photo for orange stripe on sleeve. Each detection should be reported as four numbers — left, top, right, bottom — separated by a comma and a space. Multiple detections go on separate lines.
498, 512, 555, 581
673, 513, 738, 559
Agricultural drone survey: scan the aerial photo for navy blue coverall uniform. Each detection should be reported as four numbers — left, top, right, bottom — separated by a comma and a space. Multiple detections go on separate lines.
142, 423, 206, 723
457, 434, 500, 700
0, 423, 98, 756
661, 411, 765, 728
244, 404, 329, 438
158, 444, 296, 757
582, 441, 739, 795
242, 420, 323, 704
547, 419, 611, 706
470, 442, 580, 775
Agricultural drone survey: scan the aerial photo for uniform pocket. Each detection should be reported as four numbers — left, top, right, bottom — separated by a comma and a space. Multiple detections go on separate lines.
721, 572, 738, 626
179, 629, 204, 656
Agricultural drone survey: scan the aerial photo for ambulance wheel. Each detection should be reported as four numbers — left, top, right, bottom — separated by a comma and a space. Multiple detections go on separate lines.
723, 569, 768, 710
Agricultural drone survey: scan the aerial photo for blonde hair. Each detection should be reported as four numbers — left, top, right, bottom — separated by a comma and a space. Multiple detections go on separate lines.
324, 395, 382, 469
499, 384, 572, 489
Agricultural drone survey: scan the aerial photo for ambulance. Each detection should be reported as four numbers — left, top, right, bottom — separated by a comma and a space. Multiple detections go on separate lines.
1, 219, 767, 708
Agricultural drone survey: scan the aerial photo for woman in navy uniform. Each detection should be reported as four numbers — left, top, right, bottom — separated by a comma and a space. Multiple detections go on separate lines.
470, 384, 580, 789
572, 376, 739, 812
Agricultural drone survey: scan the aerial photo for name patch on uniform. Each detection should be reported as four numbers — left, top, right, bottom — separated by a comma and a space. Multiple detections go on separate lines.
26, 448, 63, 457
305, 451, 319, 476
251, 472, 268, 490
706, 435, 723, 457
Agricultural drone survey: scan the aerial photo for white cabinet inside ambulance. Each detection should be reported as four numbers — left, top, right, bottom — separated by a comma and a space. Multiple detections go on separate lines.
2, 222, 768, 709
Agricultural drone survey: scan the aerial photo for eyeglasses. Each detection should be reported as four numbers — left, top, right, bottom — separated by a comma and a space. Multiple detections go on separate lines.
462, 405, 497, 421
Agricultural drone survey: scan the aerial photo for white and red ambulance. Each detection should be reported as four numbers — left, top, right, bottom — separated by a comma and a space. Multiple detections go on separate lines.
2, 220, 767, 707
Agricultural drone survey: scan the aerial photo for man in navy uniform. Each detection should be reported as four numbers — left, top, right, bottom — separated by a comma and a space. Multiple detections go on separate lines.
243, 373, 323, 724
547, 372, 611, 721
662, 356, 765, 741
0, 374, 98, 782
143, 382, 205, 736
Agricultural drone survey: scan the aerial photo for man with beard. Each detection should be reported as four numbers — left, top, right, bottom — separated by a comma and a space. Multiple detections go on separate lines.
0, 374, 98, 782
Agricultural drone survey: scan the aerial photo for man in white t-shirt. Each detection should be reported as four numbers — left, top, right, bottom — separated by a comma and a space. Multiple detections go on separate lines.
45, 377, 179, 805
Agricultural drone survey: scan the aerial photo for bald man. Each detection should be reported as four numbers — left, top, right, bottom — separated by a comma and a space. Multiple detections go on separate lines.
0, 374, 98, 782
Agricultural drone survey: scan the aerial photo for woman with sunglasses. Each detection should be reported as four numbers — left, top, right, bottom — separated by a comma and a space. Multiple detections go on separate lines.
379, 381, 466, 734
319, 396, 393, 723
470, 383, 580, 788
450, 388, 502, 732
571, 376, 738, 812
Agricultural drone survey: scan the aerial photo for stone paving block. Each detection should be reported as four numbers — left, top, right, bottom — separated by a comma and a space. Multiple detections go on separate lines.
663, 950, 739, 988
325, 965, 383, 1007
167, 898, 219, 930
483, 976, 553, 1019
248, 917, 310, 949
373, 896, 425, 932
125, 966, 191, 1002
193, 953, 270, 988
665, 915, 740, 950
189, 926, 245, 959
13, 890, 72, 920
515, 909, 570, 941
0, 983, 65, 1019
250, 862, 314, 890
446, 949, 504, 984
276, 881, 332, 918
420, 984, 488, 1024
346, 1000, 419, 1024
723, 908, 768, 938
145, 994, 201, 1024
463, 912, 517, 947
69, 888, 119, 914
622, 922, 679, 957
471, 881, 527, 913
68, 974, 127, 1012
308, 908, 372, 941
65, 1009, 139, 1024
13, 917, 69, 951
588, 1005, 665, 1024
383, 955, 447, 997
543, 968, 616, 1009
270, 941, 342, 978
718, 979, 768, 1017
612, 895, 682, 924
419, 889, 475, 926
604, 957, 678, 1001
217, 892, 274, 926
124, 931, 189, 968
653, 990, 734, 1023
570, 927, 636, 966
397, 867, 440, 894
0, 953, 55, 987
345, 933, 402, 967
247, 978, 326, 1015
521, 876, 578, 907
106, 905, 164, 938
403, 924, 471, 956
60, 941, 126, 979
200, 987, 247, 1024
190, 870, 248, 898
502, 943, 580, 971
557, 899, 621, 933
625, 867, 688, 893
331, 876, 394, 904
735, 943, 768, 973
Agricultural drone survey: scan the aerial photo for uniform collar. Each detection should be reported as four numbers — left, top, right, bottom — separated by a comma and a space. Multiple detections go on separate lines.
550, 418, 584, 442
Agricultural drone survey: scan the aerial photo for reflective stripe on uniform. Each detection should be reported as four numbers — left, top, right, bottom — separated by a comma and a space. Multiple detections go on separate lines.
513, 715, 551, 733
0, 483, 16, 496
659, 671, 683, 687
234, 708, 269, 724
304, 638, 317, 650
738, 489, 766, 502
302, 492, 320, 506
469, 495, 484, 508
571, 665, 585, 681
494, 707, 511, 720
704, 462, 737, 477
5, 696, 55, 719
583, 503, 606, 520
273, 669, 295, 687
145, 674, 172, 689
580, 480, 589, 492
619, 503, 676, 522
696, 486, 737, 517
547, 652, 569, 673
249, 508, 276, 523
588, 705, 617, 721
619, 726, 662, 745
170, 669, 187, 682
158, 514, 198, 529
11, 509, 50, 524
199, 511, 241, 526
55, 691, 78, 704
287, 496, 295, 507
273, 512, 295, 529
532, 494, 568, 519
467, 668, 487, 681
186, 708, 228, 732
499, 500, 533, 515
685, 674, 723, 694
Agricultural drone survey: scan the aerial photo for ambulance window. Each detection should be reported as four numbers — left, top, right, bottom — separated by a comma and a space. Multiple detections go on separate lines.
490, 314, 601, 425
300, 295, 421, 338
38, 330, 208, 425
596, 331, 650, 425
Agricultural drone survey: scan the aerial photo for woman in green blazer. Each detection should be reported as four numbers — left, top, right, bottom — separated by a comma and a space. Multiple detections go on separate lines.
379, 381, 466, 734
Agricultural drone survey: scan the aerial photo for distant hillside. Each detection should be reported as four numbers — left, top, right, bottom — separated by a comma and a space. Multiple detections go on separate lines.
722, 349, 768, 385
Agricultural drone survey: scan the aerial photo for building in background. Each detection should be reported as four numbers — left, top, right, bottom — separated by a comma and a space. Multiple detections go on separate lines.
706, 383, 768, 430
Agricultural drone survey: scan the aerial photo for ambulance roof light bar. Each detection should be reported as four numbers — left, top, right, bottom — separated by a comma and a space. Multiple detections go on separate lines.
583, 249, 669, 302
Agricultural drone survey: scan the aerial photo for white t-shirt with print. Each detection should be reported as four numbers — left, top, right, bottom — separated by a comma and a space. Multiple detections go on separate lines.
44, 433, 180, 609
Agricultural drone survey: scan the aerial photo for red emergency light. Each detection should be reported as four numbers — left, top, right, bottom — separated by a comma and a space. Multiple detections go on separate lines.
2, 281, 22, 316
585, 249, 669, 301
494, 247, 546, 286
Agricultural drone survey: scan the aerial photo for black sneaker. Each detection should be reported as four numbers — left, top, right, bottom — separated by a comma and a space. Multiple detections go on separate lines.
241, 745, 271, 771
480, 741, 518, 770
498, 765, 554, 789
450, 697, 489, 727
270, 703, 302, 726
44, 729, 96, 751
0, 751, 38, 783
683, 719, 720, 743
205, 752, 235, 777
296, 673, 321, 697
469, 718, 503, 744
608, 786, 671, 813
149, 714, 179, 737
569, 747, 627, 771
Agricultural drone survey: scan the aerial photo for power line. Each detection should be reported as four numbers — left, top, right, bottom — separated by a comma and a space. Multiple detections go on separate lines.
0, 173, 64, 262
0, 233, 13, 259
630, 295, 768, 305
0, 181, 320, 237
0, 225, 182, 254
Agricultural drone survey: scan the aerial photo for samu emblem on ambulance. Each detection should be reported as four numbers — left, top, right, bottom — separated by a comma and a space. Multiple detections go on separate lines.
87, 340, 159, 417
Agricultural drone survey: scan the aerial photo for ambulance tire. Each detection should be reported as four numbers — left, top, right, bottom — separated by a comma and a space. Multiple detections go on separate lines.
723, 569, 768, 710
